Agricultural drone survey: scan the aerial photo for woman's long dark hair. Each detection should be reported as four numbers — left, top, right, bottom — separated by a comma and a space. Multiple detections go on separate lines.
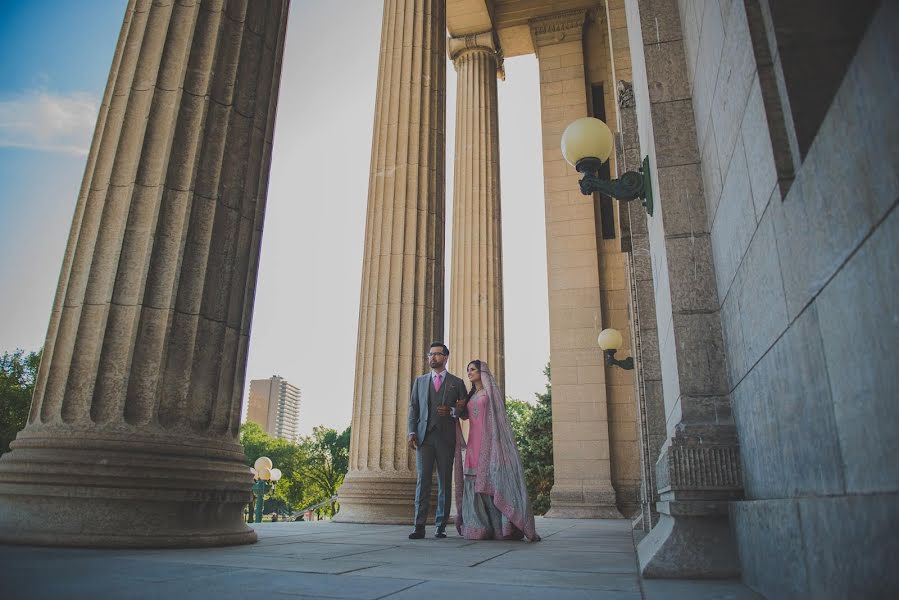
466, 359, 483, 400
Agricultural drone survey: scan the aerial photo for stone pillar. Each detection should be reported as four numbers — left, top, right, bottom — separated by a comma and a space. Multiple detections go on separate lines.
448, 32, 505, 390
335, 0, 446, 524
606, 0, 666, 534
0, 0, 289, 547
615, 80, 666, 532
582, 8, 642, 519
530, 10, 621, 519
624, 0, 744, 577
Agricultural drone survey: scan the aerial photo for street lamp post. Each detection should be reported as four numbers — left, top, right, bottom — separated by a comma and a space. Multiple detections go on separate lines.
250, 456, 282, 523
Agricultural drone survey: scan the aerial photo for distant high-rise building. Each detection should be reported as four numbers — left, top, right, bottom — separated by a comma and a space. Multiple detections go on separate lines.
246, 376, 301, 442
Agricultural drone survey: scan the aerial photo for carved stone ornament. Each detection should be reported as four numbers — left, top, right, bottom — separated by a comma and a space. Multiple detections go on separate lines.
618, 80, 635, 109
529, 9, 587, 47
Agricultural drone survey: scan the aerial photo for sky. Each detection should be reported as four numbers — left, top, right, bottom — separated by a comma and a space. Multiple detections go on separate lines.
0, 1, 550, 436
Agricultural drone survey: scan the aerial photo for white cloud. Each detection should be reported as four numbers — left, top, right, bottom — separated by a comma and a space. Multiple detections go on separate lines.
0, 90, 98, 156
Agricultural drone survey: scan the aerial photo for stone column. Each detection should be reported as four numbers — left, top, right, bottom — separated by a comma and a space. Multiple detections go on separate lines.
624, 0, 744, 577
335, 0, 446, 524
448, 32, 505, 390
529, 10, 621, 519
616, 80, 666, 531
607, 0, 666, 534
0, 0, 289, 547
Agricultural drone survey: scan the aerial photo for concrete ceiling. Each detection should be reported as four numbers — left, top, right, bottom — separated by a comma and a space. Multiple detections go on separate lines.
447, 0, 601, 57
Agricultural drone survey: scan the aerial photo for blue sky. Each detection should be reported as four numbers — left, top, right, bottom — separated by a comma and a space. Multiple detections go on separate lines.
0, 1, 126, 91
0, 2, 550, 434
0, 1, 128, 355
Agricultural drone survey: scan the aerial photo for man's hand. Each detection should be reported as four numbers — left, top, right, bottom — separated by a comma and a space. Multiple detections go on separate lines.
408, 433, 418, 450
436, 405, 451, 417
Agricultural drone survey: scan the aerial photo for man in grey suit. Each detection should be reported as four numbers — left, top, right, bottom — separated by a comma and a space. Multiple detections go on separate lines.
407, 341, 467, 539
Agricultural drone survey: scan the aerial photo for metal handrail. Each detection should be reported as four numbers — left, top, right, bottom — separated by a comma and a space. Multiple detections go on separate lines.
298, 495, 338, 513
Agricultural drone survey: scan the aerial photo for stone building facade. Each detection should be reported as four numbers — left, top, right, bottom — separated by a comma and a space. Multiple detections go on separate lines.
341, 1, 899, 596
0, 1, 895, 597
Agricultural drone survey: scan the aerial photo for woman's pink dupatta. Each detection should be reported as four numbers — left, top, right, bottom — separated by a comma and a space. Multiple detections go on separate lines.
453, 362, 540, 541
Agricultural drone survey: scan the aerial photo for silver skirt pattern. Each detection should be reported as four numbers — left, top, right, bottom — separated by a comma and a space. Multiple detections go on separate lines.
461, 470, 524, 541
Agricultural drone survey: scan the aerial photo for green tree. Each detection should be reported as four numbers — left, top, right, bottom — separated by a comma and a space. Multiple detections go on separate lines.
519, 363, 554, 514
299, 425, 350, 518
0, 349, 42, 455
238, 422, 351, 519
239, 422, 307, 515
505, 397, 533, 445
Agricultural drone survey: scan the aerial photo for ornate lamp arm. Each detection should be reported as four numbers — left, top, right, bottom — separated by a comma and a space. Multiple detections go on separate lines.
576, 156, 654, 216
604, 349, 635, 370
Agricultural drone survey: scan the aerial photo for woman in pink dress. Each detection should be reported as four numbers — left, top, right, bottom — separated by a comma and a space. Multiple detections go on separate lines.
452, 360, 540, 541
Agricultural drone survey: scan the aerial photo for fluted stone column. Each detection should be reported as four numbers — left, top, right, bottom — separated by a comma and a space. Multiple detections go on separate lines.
335, 0, 446, 524
0, 0, 289, 547
529, 10, 622, 519
448, 32, 505, 390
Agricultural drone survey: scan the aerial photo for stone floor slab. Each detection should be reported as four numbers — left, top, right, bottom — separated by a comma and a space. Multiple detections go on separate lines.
129, 541, 400, 560
642, 579, 766, 599
382, 579, 641, 600
0, 518, 766, 599
348, 562, 642, 593
477, 547, 638, 574
130, 553, 385, 575
334, 544, 511, 567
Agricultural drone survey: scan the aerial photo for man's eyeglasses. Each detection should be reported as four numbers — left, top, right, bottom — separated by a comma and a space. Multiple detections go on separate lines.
427, 352, 446, 357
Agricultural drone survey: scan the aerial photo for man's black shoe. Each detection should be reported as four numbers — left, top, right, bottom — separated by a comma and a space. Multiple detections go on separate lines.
408, 526, 425, 539
435, 529, 447, 538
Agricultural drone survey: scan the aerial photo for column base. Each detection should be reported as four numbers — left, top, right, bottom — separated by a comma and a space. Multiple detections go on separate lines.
637, 501, 740, 578
0, 429, 256, 548
544, 483, 624, 519
0, 495, 257, 548
638, 501, 660, 532
335, 470, 437, 525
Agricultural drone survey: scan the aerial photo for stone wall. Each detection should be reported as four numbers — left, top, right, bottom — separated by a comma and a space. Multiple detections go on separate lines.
605, 0, 665, 529
626, 0, 743, 577
677, 0, 898, 596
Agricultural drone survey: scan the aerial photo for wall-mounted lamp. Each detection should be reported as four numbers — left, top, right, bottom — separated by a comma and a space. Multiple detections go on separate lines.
561, 117, 654, 216
598, 328, 634, 370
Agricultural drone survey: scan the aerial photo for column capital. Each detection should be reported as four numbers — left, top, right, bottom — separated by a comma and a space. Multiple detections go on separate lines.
448, 30, 503, 77
528, 9, 587, 48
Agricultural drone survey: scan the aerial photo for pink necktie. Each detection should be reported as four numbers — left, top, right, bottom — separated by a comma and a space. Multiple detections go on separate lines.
434, 373, 442, 392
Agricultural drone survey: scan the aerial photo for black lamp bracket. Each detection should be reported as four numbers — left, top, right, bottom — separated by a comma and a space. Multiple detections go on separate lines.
575, 156, 654, 216
604, 349, 634, 370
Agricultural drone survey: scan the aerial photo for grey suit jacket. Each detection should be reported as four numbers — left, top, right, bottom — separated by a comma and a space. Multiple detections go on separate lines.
407, 371, 467, 445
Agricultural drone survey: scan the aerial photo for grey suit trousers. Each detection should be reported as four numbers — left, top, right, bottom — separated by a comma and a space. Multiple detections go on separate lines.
414, 431, 454, 529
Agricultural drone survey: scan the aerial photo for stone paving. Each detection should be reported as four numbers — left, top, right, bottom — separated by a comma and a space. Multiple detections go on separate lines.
0, 518, 764, 599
